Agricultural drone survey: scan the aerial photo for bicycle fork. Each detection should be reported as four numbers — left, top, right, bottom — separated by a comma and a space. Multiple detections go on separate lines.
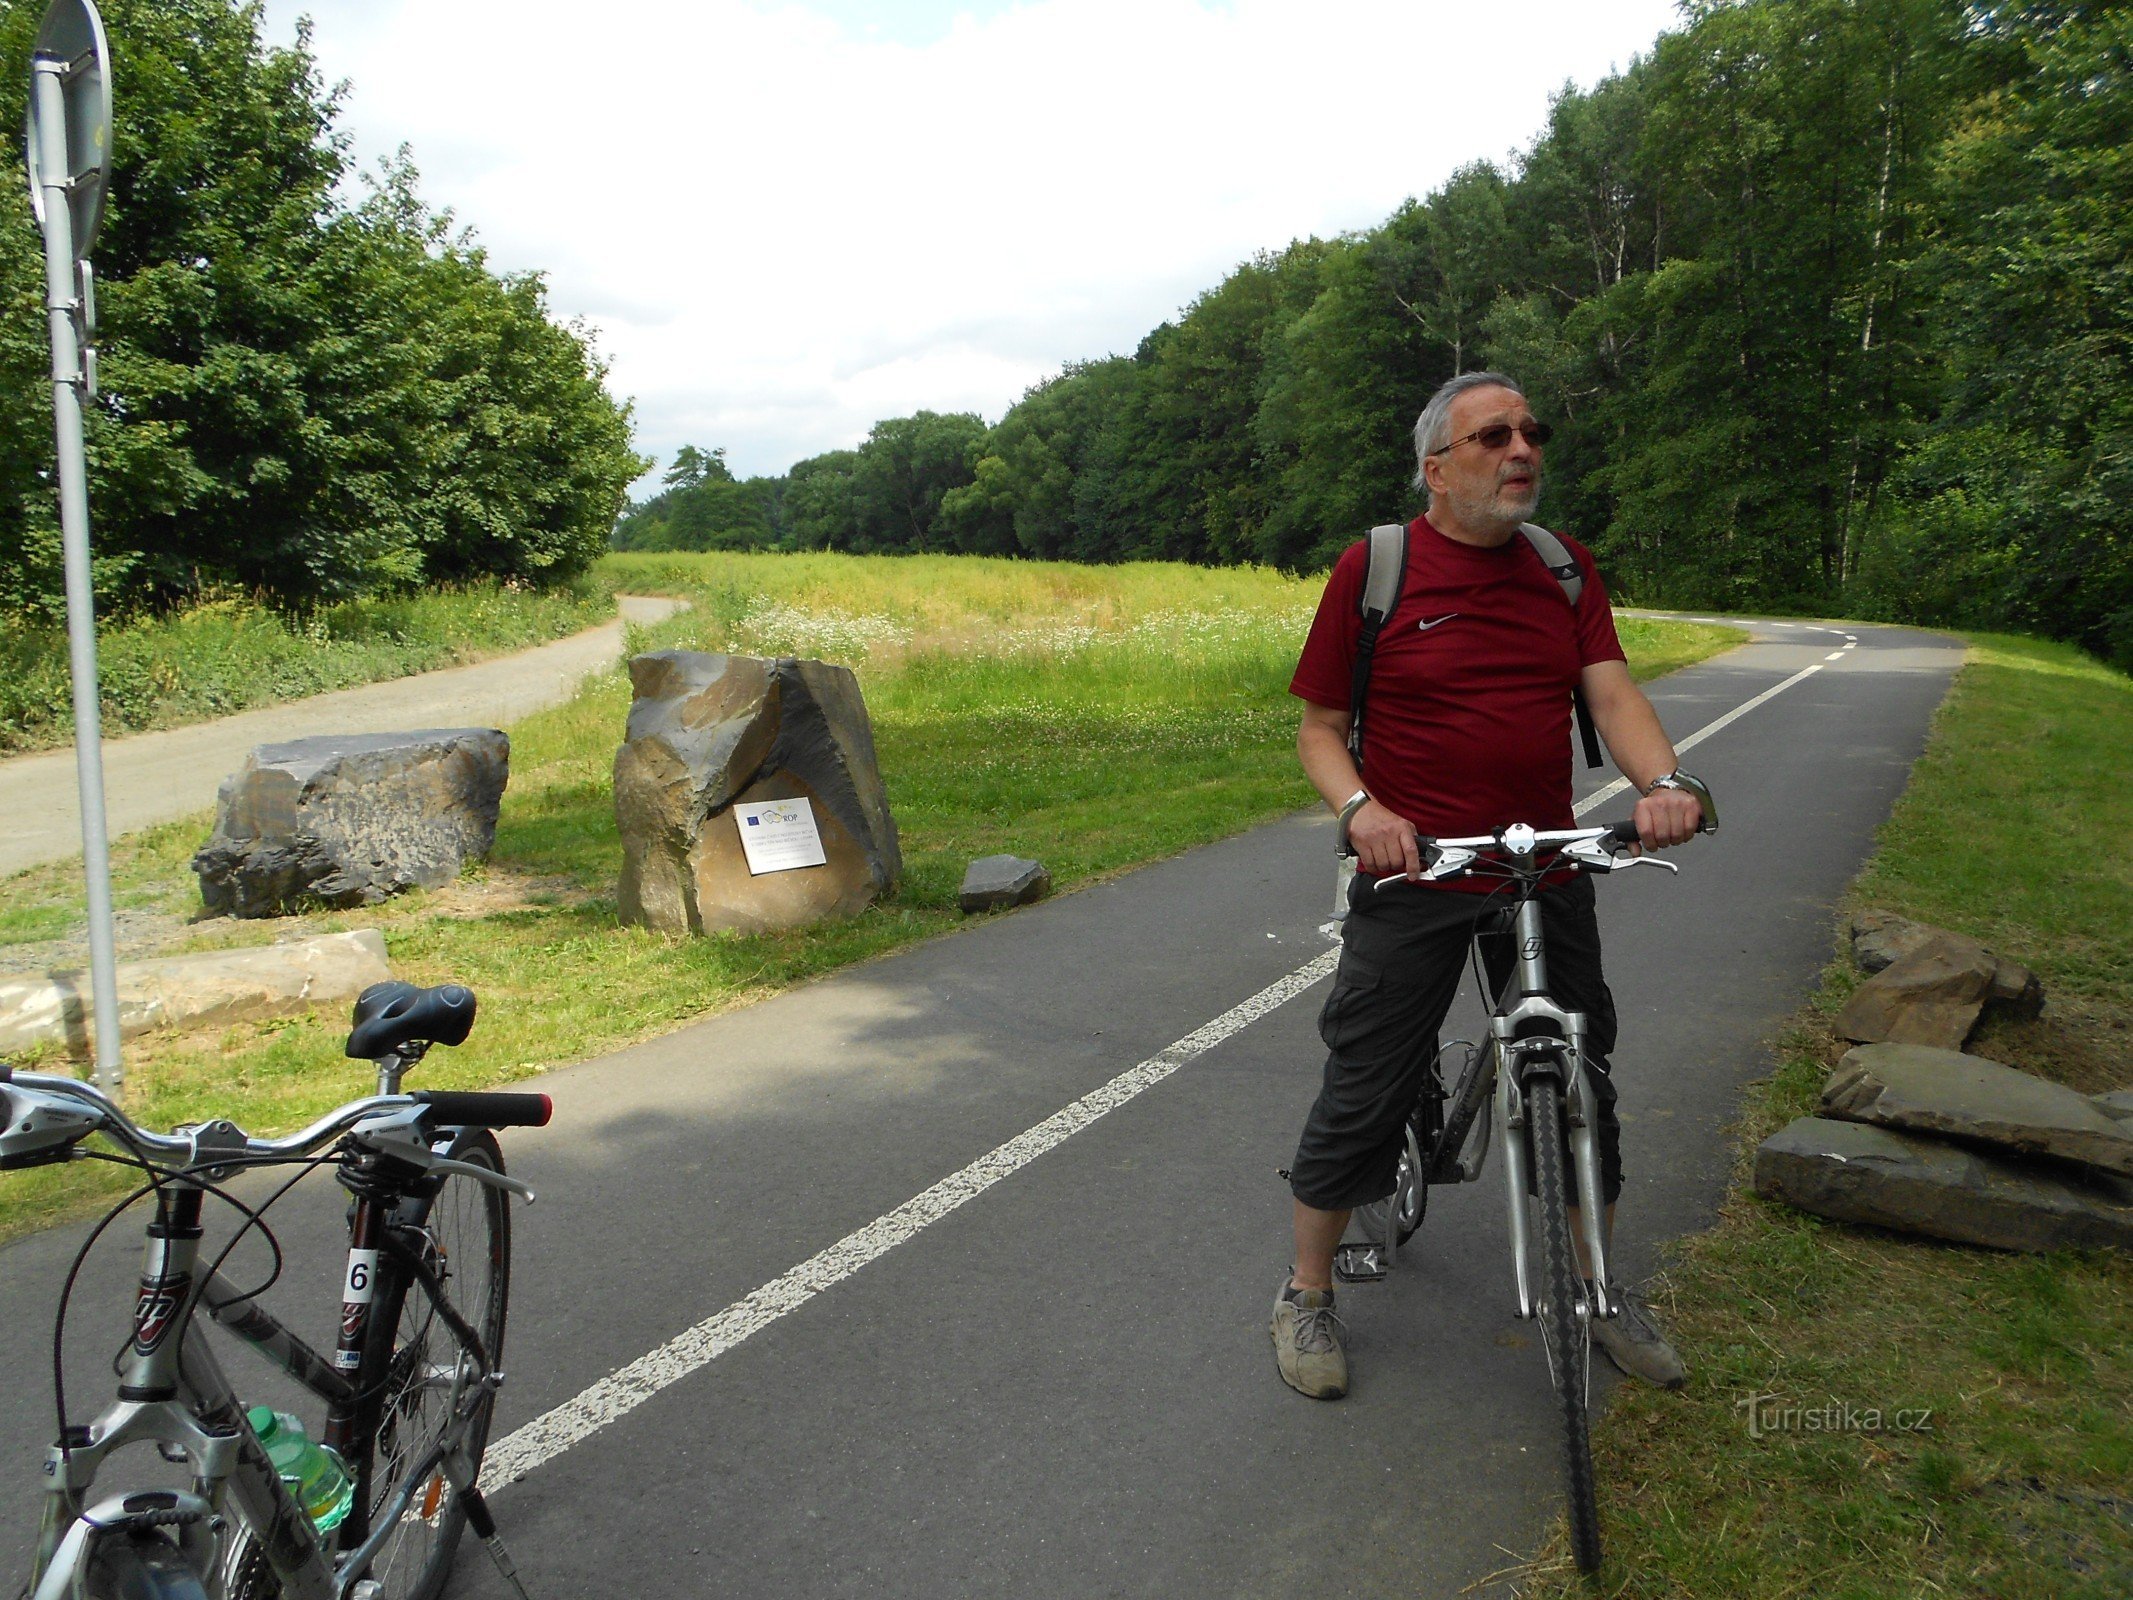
1493, 899, 1617, 1325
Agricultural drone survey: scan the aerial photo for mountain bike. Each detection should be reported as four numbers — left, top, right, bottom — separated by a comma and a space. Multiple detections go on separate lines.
4, 980, 549, 1600
1332, 787, 1714, 1574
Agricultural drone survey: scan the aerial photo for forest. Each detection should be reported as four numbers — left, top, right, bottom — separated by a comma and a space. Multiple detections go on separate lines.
0, 0, 644, 619
615, 0, 2131, 668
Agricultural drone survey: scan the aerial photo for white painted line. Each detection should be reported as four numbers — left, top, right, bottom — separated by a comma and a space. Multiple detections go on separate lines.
482, 946, 1343, 1491
1672, 662, 1825, 761
1824, 651, 1845, 662
1572, 660, 1825, 818
483, 646, 1837, 1491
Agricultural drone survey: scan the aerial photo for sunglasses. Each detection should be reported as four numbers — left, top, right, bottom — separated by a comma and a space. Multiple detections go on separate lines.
1429, 420, 1553, 456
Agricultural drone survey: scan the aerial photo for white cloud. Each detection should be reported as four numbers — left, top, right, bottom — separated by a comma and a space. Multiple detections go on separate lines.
256, 0, 1682, 486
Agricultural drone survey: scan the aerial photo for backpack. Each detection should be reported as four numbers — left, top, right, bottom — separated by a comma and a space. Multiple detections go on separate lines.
1346, 520, 1604, 770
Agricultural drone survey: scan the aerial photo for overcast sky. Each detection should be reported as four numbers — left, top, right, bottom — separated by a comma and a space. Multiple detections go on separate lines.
254, 0, 1684, 491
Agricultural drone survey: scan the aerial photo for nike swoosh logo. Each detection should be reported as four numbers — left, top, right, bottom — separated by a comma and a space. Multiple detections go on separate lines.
1416, 614, 1459, 632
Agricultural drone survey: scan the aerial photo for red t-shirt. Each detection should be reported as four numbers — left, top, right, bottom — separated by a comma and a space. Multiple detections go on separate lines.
1290, 517, 1625, 856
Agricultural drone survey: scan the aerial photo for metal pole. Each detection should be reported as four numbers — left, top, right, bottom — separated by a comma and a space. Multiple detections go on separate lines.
32, 56, 122, 1095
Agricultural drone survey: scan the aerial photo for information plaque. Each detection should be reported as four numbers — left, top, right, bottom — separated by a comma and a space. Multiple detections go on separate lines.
734, 797, 828, 875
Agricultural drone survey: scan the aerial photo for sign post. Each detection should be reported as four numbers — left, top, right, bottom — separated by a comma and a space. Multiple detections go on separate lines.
26, 0, 120, 1094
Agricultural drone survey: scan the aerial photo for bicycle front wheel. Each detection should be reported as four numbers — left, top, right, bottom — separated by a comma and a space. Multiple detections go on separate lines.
85, 1532, 211, 1599
350, 1127, 512, 1600
1526, 1073, 1601, 1574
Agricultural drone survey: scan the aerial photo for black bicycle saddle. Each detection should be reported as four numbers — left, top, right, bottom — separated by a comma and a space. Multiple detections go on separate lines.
345, 981, 477, 1061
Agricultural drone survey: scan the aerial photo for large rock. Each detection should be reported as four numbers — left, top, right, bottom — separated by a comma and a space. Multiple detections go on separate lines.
1833, 931, 1998, 1050
614, 651, 900, 936
194, 731, 509, 917
1822, 1043, 2133, 1178
0, 930, 392, 1056
1849, 910, 2042, 1015
1755, 1115, 2133, 1254
959, 855, 1050, 913
2091, 1089, 2133, 1126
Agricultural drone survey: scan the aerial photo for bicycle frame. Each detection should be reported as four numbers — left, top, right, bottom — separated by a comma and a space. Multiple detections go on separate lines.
1359, 885, 1618, 1323
31, 1180, 344, 1600
28, 1049, 476, 1600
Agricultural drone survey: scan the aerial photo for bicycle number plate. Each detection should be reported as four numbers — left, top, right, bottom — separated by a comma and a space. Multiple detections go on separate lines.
1333, 1242, 1387, 1283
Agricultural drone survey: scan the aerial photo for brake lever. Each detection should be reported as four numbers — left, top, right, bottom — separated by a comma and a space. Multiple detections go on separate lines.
1563, 841, 1679, 875
348, 1110, 537, 1201
1612, 853, 1680, 875
430, 1157, 536, 1203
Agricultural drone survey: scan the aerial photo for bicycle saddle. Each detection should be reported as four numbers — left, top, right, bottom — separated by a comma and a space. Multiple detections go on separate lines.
345, 981, 477, 1060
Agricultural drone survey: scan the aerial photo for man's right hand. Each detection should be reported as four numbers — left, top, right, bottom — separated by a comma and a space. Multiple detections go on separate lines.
1346, 798, 1425, 881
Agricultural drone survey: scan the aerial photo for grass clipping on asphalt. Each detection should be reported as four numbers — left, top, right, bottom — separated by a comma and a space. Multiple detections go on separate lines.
0, 551, 1737, 1239
1515, 633, 2133, 1600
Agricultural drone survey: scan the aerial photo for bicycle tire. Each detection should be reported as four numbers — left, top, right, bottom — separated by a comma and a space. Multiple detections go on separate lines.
346, 1127, 512, 1600
1526, 1072, 1602, 1574
84, 1533, 211, 1599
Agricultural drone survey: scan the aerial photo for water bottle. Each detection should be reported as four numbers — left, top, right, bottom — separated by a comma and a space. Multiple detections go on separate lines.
246, 1405, 355, 1533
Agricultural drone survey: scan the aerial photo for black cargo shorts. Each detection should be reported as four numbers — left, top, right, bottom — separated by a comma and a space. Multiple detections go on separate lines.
1287, 872, 1622, 1212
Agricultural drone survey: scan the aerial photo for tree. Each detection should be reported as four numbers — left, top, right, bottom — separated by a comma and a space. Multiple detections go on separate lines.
0, 0, 641, 615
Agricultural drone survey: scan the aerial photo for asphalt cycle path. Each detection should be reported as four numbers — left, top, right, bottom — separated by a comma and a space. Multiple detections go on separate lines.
0, 594, 683, 878
0, 617, 1962, 1598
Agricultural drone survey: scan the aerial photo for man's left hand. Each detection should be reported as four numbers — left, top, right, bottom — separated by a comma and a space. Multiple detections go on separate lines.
1631, 787, 1703, 853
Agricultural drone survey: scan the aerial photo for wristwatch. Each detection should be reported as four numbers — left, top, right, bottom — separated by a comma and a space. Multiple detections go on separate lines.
1335, 788, 1370, 854
1640, 768, 1721, 833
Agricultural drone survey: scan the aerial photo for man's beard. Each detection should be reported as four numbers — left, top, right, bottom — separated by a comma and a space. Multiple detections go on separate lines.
1449, 464, 1543, 531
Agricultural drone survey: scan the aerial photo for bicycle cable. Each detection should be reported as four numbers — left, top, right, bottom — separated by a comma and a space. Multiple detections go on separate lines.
170, 1154, 339, 1380
50, 1146, 320, 1466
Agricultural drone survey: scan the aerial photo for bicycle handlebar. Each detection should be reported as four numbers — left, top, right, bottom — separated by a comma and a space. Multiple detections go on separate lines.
1370, 816, 1695, 893
409, 1090, 553, 1129
0, 1074, 552, 1172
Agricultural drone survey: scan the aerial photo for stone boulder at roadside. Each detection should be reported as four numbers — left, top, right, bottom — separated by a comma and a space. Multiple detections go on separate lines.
614, 651, 900, 936
1754, 1115, 2133, 1254
2094, 1089, 2133, 1126
1834, 930, 2000, 1050
0, 930, 392, 1056
1822, 1043, 2133, 1177
959, 855, 1050, 914
1849, 911, 2043, 1014
194, 731, 508, 918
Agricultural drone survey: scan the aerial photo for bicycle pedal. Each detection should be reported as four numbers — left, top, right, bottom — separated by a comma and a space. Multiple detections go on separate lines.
1332, 1242, 1387, 1283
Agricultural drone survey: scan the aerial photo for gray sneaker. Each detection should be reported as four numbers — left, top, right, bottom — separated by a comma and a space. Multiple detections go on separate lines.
1270, 1279, 1348, 1400
1591, 1292, 1687, 1389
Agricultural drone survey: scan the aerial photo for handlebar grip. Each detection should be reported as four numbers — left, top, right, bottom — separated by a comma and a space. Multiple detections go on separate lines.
1606, 819, 1642, 846
410, 1091, 553, 1129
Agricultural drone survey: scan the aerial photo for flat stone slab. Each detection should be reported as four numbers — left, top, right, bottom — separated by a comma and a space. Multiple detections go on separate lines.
1822, 1042, 2133, 1177
194, 730, 509, 917
959, 855, 1050, 913
2094, 1090, 2133, 1126
0, 930, 391, 1056
1755, 1115, 2133, 1254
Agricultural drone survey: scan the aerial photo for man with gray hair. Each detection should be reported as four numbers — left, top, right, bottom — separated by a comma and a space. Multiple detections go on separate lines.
1271, 371, 1705, 1400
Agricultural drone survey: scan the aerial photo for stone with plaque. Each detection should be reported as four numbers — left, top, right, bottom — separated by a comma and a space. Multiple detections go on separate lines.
614, 651, 900, 936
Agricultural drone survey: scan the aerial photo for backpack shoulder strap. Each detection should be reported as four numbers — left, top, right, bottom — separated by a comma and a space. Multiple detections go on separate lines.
1347, 523, 1408, 761
1518, 522, 1582, 607
1519, 522, 1605, 770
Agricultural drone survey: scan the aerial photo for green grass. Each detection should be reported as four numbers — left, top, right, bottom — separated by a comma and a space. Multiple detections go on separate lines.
0, 551, 1742, 1239
1519, 632, 2133, 1598
0, 575, 620, 752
